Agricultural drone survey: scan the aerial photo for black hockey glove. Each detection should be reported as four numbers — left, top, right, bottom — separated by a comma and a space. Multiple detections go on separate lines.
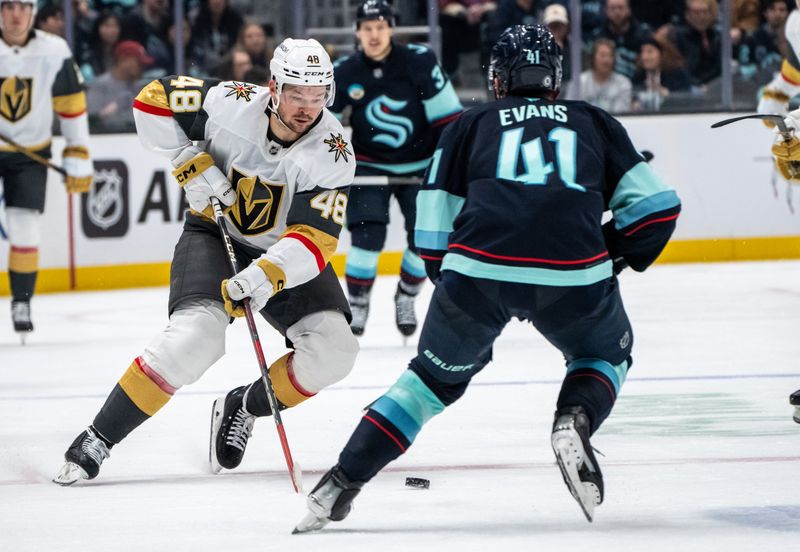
423, 257, 443, 284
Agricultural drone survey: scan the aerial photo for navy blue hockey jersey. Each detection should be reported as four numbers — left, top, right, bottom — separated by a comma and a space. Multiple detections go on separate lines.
415, 96, 681, 286
330, 42, 463, 175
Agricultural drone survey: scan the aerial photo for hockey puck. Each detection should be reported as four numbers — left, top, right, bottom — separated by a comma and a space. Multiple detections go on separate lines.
405, 477, 430, 489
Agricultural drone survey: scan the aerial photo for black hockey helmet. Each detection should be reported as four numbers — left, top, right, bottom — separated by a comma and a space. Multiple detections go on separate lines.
355, 0, 396, 29
488, 24, 563, 99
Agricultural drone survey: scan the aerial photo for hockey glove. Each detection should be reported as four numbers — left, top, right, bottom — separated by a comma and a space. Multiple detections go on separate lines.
171, 147, 235, 218
423, 256, 443, 284
62, 145, 94, 193
221, 261, 275, 317
757, 88, 790, 128
771, 135, 800, 182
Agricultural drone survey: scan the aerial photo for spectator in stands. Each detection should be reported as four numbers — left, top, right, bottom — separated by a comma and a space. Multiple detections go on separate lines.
438, 0, 497, 83
236, 22, 272, 69
590, 0, 652, 80
165, 16, 207, 76
191, 0, 244, 73
580, 0, 607, 42
242, 65, 270, 85
486, 0, 543, 51
631, 36, 691, 111
579, 38, 632, 112
630, 0, 683, 33
737, 0, 789, 81
87, 40, 152, 132
667, 0, 721, 87
121, 0, 170, 67
34, 3, 64, 37
543, 4, 572, 84
212, 47, 252, 81
79, 12, 122, 82
73, 0, 99, 55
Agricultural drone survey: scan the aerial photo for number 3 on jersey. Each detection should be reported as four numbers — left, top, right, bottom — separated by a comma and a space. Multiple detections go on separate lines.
497, 127, 585, 192
310, 190, 347, 225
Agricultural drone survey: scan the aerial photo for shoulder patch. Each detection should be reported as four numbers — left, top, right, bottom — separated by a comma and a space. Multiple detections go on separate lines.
223, 81, 257, 102
323, 132, 352, 163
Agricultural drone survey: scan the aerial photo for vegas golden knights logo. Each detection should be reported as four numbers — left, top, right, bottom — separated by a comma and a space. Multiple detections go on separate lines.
229, 168, 285, 236
0, 77, 33, 122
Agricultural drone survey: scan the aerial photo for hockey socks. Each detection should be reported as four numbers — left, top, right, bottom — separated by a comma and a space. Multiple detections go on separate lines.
338, 370, 445, 481
8, 245, 38, 301
399, 248, 426, 292
244, 353, 309, 416
92, 357, 176, 444
345, 246, 380, 298
557, 358, 630, 434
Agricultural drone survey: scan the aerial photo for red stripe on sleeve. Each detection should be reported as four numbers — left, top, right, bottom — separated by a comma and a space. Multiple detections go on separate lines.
284, 232, 325, 271
431, 111, 462, 127
133, 99, 173, 117
56, 110, 86, 119
623, 214, 680, 237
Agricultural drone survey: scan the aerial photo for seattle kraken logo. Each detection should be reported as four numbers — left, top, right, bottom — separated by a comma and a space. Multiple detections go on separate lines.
365, 95, 413, 148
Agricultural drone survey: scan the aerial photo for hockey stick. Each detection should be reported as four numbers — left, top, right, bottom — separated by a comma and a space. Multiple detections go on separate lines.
352, 175, 422, 186
210, 197, 303, 494
712, 113, 800, 179
0, 132, 79, 288
0, 131, 68, 176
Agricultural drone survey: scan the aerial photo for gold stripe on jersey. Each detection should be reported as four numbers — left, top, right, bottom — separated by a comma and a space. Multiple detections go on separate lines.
282, 223, 339, 265
0, 138, 51, 152
269, 353, 315, 407
782, 59, 800, 85
118, 361, 172, 417
256, 259, 287, 294
135, 80, 170, 110
9, 248, 38, 273
52, 91, 86, 116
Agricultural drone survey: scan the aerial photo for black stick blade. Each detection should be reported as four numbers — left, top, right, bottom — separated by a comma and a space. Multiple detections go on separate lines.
710, 113, 785, 128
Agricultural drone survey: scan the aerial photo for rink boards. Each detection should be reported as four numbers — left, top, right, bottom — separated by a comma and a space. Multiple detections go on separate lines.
1, 112, 799, 294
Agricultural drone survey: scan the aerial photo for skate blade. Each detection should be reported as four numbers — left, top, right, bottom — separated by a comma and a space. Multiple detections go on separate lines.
208, 398, 224, 474
52, 461, 89, 486
552, 434, 596, 522
292, 511, 330, 534
793, 406, 800, 424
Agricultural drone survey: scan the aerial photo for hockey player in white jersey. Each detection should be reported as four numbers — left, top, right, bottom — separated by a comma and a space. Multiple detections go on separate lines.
54, 38, 359, 485
758, 1, 800, 422
0, 0, 93, 338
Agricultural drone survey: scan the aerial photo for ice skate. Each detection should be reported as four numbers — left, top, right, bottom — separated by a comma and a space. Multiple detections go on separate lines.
11, 300, 33, 344
551, 406, 603, 522
394, 285, 417, 343
349, 295, 370, 336
791, 390, 800, 424
53, 427, 111, 486
293, 465, 364, 534
209, 386, 255, 473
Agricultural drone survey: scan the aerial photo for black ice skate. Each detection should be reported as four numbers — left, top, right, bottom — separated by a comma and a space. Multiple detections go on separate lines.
551, 406, 604, 522
293, 465, 364, 534
11, 300, 33, 343
53, 427, 111, 486
394, 285, 418, 339
209, 386, 255, 473
349, 294, 370, 336
791, 390, 800, 424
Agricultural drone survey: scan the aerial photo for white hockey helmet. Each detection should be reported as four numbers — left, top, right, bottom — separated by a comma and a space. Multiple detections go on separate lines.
0, 0, 37, 32
270, 38, 335, 107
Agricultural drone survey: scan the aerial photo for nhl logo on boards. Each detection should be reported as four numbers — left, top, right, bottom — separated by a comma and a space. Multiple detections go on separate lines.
81, 160, 130, 238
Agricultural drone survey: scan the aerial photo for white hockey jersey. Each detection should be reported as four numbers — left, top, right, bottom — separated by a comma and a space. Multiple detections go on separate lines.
0, 29, 89, 152
133, 76, 355, 290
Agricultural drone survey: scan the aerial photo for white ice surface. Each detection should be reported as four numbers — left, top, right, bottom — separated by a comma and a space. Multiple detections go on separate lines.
1, 261, 799, 551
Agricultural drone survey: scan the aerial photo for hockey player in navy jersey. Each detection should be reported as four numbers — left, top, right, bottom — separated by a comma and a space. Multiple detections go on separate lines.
294, 24, 681, 532
331, 0, 463, 337
53, 38, 359, 485
1, 0, 94, 339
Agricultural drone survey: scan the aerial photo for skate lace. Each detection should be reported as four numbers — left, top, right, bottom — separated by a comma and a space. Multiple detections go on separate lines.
225, 408, 255, 451
81, 433, 110, 465
11, 302, 31, 323
394, 292, 415, 324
